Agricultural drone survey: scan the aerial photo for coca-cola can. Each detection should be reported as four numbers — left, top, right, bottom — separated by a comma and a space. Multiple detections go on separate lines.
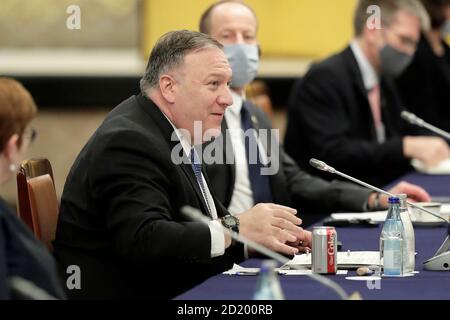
312, 226, 337, 274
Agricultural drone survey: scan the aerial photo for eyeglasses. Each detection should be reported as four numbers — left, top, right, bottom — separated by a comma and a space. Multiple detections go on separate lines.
23, 127, 37, 144
385, 28, 419, 51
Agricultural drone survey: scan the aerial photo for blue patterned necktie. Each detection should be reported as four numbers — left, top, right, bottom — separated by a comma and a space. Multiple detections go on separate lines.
240, 103, 273, 204
190, 148, 212, 216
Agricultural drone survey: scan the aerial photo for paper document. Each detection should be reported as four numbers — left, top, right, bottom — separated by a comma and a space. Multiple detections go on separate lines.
331, 206, 449, 224
278, 269, 348, 276
441, 204, 450, 215
282, 251, 380, 270
412, 158, 450, 174
223, 264, 349, 276
223, 264, 259, 275
331, 211, 387, 223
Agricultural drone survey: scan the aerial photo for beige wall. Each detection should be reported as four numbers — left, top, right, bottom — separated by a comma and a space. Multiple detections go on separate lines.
2, 106, 288, 210
2, 108, 109, 207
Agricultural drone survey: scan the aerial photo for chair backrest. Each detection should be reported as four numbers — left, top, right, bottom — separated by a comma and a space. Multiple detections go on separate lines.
27, 174, 59, 251
17, 158, 55, 231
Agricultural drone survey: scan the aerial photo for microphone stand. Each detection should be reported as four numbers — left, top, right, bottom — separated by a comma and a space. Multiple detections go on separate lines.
309, 158, 450, 271
309, 159, 448, 223
401, 111, 450, 140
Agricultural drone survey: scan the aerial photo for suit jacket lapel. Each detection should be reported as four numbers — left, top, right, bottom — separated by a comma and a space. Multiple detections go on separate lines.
220, 119, 236, 197
344, 47, 379, 142
136, 94, 212, 217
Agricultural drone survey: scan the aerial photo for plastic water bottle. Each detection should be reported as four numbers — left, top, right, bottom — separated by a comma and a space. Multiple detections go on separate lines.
380, 197, 404, 276
253, 260, 284, 300
398, 194, 415, 274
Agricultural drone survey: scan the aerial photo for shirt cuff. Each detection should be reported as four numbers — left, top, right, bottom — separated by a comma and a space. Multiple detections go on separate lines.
244, 243, 249, 259
209, 220, 225, 258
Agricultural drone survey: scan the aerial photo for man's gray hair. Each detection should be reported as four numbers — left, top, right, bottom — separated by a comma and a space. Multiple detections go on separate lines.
354, 0, 430, 36
140, 30, 223, 93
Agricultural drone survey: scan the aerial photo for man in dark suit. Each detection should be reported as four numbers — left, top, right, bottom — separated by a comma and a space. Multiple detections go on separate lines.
397, 0, 450, 134
200, 0, 431, 226
54, 30, 310, 299
285, 0, 450, 187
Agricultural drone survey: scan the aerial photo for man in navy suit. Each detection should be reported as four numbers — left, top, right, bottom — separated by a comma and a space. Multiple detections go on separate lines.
285, 0, 450, 187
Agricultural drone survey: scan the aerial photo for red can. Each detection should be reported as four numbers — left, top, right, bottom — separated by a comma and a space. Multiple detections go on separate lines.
312, 226, 337, 274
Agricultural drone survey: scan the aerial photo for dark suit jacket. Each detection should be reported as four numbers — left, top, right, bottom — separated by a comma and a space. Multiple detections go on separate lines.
397, 34, 450, 133
205, 100, 372, 227
0, 198, 64, 299
54, 94, 244, 299
284, 46, 416, 187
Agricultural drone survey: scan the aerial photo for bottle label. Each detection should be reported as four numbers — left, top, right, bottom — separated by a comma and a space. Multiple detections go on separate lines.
383, 238, 402, 276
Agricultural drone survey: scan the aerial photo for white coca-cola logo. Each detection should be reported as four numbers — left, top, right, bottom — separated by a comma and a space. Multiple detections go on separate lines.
327, 232, 335, 265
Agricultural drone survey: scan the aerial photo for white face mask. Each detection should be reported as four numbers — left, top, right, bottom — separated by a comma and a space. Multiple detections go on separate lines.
223, 44, 259, 88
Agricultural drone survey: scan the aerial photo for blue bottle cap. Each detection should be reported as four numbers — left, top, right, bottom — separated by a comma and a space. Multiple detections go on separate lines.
388, 196, 400, 204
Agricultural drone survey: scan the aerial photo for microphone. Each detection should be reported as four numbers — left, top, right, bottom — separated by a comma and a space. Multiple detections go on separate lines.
181, 206, 351, 300
309, 158, 448, 223
310, 158, 450, 271
401, 111, 450, 140
8, 276, 57, 300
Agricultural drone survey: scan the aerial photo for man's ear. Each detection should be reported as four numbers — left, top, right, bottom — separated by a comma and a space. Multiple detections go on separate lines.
159, 74, 177, 104
364, 26, 382, 48
3, 134, 20, 162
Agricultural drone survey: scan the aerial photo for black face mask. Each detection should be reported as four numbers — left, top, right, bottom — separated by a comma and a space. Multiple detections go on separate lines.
380, 44, 414, 78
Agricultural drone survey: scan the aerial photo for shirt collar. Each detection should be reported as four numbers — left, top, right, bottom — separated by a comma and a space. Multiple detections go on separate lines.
350, 40, 379, 91
162, 112, 192, 157
226, 91, 244, 117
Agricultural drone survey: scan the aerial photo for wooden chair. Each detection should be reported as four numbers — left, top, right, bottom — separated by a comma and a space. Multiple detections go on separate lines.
16, 158, 57, 251
27, 174, 59, 251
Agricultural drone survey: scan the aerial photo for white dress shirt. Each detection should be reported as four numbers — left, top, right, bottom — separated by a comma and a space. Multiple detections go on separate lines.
163, 113, 225, 258
350, 40, 386, 143
224, 92, 255, 215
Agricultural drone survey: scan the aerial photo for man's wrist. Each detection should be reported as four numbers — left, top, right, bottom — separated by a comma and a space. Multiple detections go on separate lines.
220, 215, 240, 246
368, 192, 382, 211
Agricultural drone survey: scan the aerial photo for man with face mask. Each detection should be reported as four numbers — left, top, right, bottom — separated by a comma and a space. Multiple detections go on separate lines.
285, 0, 450, 187
397, 0, 450, 134
200, 0, 431, 227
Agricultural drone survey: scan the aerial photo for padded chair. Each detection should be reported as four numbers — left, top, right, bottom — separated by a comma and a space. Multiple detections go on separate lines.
16, 158, 58, 251
27, 174, 59, 251
17, 158, 54, 231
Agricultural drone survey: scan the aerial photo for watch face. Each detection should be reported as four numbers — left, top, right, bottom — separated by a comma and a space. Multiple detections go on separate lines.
223, 215, 238, 227
225, 216, 237, 227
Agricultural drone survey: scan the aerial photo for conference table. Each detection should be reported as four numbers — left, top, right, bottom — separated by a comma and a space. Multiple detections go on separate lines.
176, 172, 450, 300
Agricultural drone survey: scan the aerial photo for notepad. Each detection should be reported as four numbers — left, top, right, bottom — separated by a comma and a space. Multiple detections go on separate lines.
331, 211, 387, 223
223, 264, 349, 275
412, 158, 450, 174
281, 251, 380, 270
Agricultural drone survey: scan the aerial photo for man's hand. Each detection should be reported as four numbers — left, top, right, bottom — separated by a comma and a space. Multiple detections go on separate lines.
403, 136, 450, 167
237, 203, 307, 256
368, 181, 432, 209
287, 229, 312, 253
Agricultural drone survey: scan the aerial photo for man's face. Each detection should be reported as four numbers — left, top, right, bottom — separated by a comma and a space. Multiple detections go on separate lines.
170, 47, 233, 143
380, 10, 420, 56
208, 2, 258, 46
